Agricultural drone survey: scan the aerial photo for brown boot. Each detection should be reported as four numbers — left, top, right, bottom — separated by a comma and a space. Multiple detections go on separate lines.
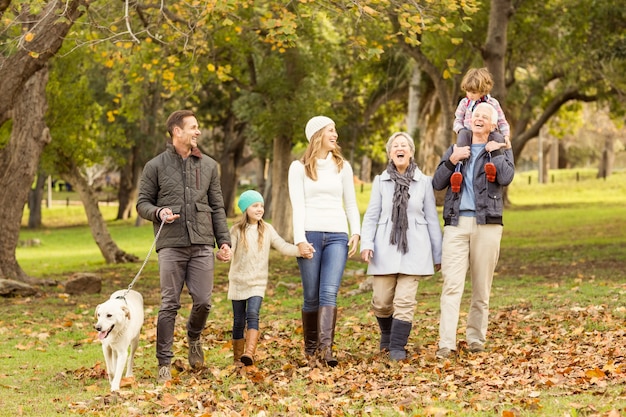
241, 329, 259, 366
318, 306, 338, 367
233, 338, 245, 365
302, 310, 318, 359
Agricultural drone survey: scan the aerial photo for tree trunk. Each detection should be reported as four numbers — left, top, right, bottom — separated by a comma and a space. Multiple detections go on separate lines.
27, 169, 47, 229
219, 114, 251, 217
407, 65, 422, 142
0, 0, 85, 126
117, 87, 164, 220
597, 134, 614, 179
65, 166, 139, 264
116, 145, 142, 220
483, 0, 513, 101
0, 0, 87, 289
0, 69, 51, 284
263, 166, 273, 218
220, 149, 239, 218
360, 155, 372, 183
270, 134, 293, 240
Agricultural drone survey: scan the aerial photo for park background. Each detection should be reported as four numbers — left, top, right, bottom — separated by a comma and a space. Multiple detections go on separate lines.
1, 0, 625, 416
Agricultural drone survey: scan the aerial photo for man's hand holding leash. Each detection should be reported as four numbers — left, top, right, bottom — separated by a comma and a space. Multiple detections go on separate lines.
158, 207, 180, 223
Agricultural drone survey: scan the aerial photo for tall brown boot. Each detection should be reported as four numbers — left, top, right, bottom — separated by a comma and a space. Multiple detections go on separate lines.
233, 338, 245, 365
318, 306, 338, 367
302, 310, 318, 359
241, 329, 259, 366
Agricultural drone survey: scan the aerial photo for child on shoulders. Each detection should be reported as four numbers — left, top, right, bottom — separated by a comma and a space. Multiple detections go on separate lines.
451, 67, 511, 191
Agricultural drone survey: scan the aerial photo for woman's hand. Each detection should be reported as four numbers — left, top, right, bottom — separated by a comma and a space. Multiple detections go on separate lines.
361, 249, 373, 263
297, 242, 315, 259
348, 234, 360, 257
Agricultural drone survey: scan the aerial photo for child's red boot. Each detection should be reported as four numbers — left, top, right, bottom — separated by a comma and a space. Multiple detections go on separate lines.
485, 162, 496, 182
450, 171, 463, 193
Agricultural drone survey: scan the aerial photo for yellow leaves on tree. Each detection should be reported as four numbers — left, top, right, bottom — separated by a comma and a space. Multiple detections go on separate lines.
207, 63, 233, 82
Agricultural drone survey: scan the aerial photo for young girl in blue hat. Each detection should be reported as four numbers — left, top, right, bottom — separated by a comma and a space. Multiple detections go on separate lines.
227, 190, 312, 366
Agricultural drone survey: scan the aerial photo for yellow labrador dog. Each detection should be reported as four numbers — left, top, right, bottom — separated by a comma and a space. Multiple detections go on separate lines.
94, 289, 144, 391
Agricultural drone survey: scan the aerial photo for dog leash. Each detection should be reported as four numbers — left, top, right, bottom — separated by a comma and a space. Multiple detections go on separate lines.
120, 218, 166, 298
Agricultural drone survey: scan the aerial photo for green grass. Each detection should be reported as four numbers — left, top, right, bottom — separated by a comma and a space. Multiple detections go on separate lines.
3, 169, 626, 416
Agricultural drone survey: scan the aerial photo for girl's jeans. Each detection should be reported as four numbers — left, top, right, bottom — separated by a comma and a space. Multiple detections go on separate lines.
232, 296, 263, 339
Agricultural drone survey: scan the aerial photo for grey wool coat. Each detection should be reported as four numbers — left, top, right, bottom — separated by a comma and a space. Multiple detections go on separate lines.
360, 167, 442, 276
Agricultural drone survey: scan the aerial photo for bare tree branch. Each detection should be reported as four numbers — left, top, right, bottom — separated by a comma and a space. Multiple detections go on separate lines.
514, 88, 598, 152
124, 0, 140, 43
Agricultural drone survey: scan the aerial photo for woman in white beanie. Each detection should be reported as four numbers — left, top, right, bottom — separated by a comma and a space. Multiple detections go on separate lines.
288, 116, 361, 367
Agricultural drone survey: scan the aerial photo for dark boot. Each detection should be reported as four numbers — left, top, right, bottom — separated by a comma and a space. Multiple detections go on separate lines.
302, 310, 318, 358
376, 316, 393, 352
318, 306, 338, 367
233, 338, 245, 365
388, 319, 412, 361
241, 329, 259, 366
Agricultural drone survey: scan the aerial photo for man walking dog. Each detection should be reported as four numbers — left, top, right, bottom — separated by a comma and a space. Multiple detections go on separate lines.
137, 110, 231, 382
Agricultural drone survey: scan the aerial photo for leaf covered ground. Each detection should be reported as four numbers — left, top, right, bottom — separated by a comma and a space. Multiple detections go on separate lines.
2, 248, 625, 417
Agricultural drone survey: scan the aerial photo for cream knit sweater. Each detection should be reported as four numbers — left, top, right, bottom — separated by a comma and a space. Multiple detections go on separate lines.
227, 222, 300, 301
288, 153, 361, 245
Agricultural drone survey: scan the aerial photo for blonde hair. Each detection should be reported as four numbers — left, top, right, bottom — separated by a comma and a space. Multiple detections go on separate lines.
461, 68, 494, 95
233, 212, 265, 251
300, 127, 344, 180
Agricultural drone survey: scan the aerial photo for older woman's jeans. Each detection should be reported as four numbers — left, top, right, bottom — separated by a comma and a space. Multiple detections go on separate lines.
232, 296, 263, 339
297, 231, 349, 312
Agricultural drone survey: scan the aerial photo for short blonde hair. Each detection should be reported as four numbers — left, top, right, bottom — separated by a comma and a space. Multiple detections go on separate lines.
461, 68, 493, 95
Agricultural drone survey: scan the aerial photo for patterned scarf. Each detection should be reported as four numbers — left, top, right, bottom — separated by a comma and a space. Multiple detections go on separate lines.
387, 160, 416, 254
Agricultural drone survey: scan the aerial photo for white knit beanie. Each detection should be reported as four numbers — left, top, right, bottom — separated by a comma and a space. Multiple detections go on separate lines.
305, 116, 335, 141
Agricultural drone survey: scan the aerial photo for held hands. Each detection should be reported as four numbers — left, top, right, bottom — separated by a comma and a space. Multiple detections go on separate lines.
348, 234, 360, 257
297, 242, 315, 259
159, 208, 180, 224
216, 244, 232, 262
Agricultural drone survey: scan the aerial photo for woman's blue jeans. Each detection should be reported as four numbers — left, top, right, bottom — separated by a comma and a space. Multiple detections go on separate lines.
232, 296, 263, 339
297, 231, 349, 312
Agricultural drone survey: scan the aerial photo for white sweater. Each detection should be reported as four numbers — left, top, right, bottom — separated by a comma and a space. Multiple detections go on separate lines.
288, 153, 361, 245
227, 222, 300, 300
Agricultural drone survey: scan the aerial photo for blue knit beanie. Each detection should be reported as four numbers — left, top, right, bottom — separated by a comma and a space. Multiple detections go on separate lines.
237, 190, 264, 213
